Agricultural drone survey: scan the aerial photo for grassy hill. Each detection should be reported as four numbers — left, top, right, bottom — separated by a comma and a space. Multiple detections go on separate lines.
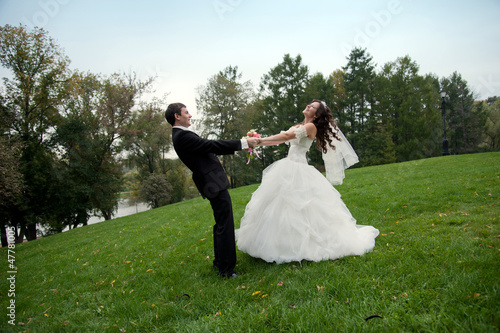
1, 152, 499, 332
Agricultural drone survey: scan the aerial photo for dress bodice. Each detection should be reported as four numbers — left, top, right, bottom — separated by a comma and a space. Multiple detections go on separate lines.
286, 125, 313, 164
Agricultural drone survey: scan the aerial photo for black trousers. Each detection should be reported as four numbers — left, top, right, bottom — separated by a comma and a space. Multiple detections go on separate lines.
208, 189, 237, 274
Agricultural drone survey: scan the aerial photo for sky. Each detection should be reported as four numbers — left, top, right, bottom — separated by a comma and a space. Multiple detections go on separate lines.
1, 0, 500, 118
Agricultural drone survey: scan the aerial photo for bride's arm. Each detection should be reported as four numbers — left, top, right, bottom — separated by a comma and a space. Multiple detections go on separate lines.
257, 131, 295, 146
257, 123, 316, 146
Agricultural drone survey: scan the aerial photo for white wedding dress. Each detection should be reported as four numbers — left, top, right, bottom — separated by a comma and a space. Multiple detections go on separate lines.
236, 125, 379, 264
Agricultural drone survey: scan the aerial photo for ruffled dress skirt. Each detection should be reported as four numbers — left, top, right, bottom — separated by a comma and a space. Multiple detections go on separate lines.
236, 157, 379, 264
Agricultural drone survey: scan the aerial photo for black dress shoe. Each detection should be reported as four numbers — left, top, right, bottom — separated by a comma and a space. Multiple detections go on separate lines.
218, 271, 238, 279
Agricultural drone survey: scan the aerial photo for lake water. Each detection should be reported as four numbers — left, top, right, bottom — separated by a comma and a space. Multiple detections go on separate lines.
87, 200, 150, 225
62, 200, 150, 232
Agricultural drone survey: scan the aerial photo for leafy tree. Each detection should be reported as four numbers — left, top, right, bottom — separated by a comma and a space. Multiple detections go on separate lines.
164, 158, 201, 203
0, 137, 24, 246
196, 65, 259, 187
52, 71, 153, 229
165, 159, 187, 203
0, 24, 70, 241
258, 54, 309, 164
483, 97, 500, 150
0, 92, 24, 210
139, 173, 171, 209
124, 97, 171, 178
123, 169, 141, 204
50, 115, 94, 232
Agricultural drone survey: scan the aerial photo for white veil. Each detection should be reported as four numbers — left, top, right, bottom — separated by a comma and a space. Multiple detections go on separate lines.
322, 127, 358, 185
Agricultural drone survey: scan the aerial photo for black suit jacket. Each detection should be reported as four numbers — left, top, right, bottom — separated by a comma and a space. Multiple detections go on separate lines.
172, 128, 242, 198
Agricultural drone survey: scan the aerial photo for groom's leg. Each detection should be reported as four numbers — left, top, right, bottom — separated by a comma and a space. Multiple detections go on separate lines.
208, 189, 237, 275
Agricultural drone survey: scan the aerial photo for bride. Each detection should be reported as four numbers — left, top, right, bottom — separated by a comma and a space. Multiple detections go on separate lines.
235, 100, 379, 264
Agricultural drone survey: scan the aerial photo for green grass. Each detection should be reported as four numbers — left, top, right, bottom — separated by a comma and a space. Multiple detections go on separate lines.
1, 152, 499, 332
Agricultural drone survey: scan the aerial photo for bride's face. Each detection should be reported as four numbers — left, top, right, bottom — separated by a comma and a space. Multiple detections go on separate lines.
303, 102, 320, 118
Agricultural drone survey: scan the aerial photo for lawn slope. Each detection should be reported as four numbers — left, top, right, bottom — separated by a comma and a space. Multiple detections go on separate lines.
1, 152, 499, 332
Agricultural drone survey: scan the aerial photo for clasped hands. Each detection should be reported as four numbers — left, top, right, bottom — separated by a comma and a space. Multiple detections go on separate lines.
246, 137, 260, 149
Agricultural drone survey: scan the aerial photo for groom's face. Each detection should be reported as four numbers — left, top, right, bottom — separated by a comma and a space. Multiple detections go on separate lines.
175, 107, 192, 127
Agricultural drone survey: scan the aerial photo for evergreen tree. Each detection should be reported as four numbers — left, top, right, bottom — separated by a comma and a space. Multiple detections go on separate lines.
378, 56, 439, 161
327, 69, 347, 124
342, 47, 376, 137
343, 47, 386, 165
258, 54, 309, 165
441, 72, 487, 154
301, 72, 332, 167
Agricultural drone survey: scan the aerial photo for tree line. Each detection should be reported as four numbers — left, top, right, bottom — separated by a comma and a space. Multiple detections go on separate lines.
1, 25, 499, 244
197, 52, 499, 185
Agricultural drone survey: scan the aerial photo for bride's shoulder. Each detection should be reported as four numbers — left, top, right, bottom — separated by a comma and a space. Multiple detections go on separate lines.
303, 123, 317, 138
291, 123, 314, 130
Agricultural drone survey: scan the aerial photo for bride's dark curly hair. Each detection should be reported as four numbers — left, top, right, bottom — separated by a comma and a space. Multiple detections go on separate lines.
311, 99, 341, 153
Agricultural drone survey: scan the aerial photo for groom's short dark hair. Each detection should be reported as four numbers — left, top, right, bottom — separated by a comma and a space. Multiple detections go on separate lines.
165, 103, 186, 125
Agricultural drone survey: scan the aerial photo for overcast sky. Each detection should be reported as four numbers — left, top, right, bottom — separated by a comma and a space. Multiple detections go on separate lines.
1, 0, 499, 117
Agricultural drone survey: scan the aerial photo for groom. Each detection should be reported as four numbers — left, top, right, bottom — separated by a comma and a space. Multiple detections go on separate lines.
165, 103, 258, 278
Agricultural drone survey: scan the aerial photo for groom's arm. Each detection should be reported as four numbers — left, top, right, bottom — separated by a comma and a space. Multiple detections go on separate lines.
177, 131, 242, 155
